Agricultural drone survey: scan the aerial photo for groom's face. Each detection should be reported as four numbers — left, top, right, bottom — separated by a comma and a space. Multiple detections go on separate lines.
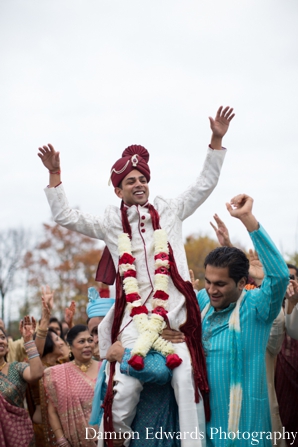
114, 169, 149, 206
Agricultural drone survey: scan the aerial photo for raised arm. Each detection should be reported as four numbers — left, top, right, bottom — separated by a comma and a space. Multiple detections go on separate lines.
226, 194, 289, 322
35, 285, 54, 356
38, 144, 61, 188
211, 213, 264, 285
172, 106, 234, 221
21, 316, 44, 383
38, 144, 106, 241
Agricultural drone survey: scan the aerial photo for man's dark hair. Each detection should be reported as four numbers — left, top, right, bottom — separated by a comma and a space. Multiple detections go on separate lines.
287, 264, 298, 275
204, 246, 249, 285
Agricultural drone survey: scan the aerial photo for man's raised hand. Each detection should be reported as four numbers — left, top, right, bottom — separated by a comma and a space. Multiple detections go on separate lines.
38, 143, 60, 172
209, 106, 235, 140
226, 194, 259, 233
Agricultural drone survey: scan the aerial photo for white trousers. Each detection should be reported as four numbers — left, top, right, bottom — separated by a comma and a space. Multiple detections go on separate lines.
101, 322, 206, 447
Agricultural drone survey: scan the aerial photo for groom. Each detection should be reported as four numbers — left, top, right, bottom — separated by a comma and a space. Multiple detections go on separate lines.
38, 106, 234, 446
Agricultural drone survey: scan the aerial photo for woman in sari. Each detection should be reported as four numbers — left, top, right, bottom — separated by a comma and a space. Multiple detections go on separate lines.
44, 324, 99, 447
0, 316, 44, 447
29, 327, 66, 446
28, 286, 71, 446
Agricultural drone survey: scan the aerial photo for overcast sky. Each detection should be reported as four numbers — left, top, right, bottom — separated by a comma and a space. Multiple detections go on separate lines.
1, 0, 298, 261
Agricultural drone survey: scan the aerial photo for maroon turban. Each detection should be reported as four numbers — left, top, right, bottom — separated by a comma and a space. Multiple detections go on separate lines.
109, 145, 150, 187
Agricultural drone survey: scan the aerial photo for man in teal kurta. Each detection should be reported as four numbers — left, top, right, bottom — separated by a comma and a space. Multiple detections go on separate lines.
197, 194, 289, 446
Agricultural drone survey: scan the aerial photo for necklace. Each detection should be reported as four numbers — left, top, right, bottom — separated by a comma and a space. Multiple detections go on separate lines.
0, 361, 7, 372
73, 360, 92, 373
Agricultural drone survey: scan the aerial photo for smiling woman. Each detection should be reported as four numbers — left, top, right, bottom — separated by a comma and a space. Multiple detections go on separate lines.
43, 325, 99, 447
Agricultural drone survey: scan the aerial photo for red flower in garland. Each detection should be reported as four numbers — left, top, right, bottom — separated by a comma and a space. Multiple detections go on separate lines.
166, 353, 183, 369
124, 269, 137, 278
154, 252, 170, 261
152, 306, 168, 319
119, 253, 135, 265
130, 305, 149, 317
153, 290, 169, 300
128, 355, 144, 370
126, 293, 141, 303
155, 267, 170, 276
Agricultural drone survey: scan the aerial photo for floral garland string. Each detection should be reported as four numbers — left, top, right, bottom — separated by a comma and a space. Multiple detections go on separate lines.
118, 230, 182, 371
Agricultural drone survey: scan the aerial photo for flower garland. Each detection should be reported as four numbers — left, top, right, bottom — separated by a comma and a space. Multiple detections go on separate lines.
118, 230, 182, 371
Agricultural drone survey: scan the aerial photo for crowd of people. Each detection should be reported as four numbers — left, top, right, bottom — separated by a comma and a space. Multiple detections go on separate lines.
0, 105, 297, 446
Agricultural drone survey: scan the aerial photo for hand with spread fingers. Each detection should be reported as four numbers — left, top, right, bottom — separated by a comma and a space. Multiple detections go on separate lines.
38, 143, 60, 172
210, 213, 233, 247
209, 106, 235, 139
209, 106, 235, 149
19, 316, 36, 343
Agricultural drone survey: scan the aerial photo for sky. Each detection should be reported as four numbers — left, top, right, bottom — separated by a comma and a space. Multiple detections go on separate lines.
1, 0, 298, 263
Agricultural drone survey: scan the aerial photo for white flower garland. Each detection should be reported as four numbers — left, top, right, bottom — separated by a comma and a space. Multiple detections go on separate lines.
118, 230, 177, 360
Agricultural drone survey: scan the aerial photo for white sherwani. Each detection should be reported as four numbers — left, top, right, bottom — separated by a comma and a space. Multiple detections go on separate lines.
44, 147, 226, 446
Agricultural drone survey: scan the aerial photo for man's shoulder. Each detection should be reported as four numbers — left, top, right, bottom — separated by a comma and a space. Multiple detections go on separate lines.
102, 204, 121, 220
153, 195, 176, 211
104, 204, 120, 213
197, 289, 209, 309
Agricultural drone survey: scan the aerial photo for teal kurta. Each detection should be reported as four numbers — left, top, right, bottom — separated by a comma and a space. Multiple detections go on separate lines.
197, 224, 288, 447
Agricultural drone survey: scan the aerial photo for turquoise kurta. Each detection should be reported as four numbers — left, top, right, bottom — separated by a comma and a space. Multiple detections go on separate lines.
197, 224, 288, 447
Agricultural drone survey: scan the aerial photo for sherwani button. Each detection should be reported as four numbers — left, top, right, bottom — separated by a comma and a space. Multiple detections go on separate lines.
141, 229, 145, 233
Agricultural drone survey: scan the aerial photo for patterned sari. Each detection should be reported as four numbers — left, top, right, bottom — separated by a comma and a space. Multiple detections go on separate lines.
0, 362, 35, 447
43, 362, 97, 446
